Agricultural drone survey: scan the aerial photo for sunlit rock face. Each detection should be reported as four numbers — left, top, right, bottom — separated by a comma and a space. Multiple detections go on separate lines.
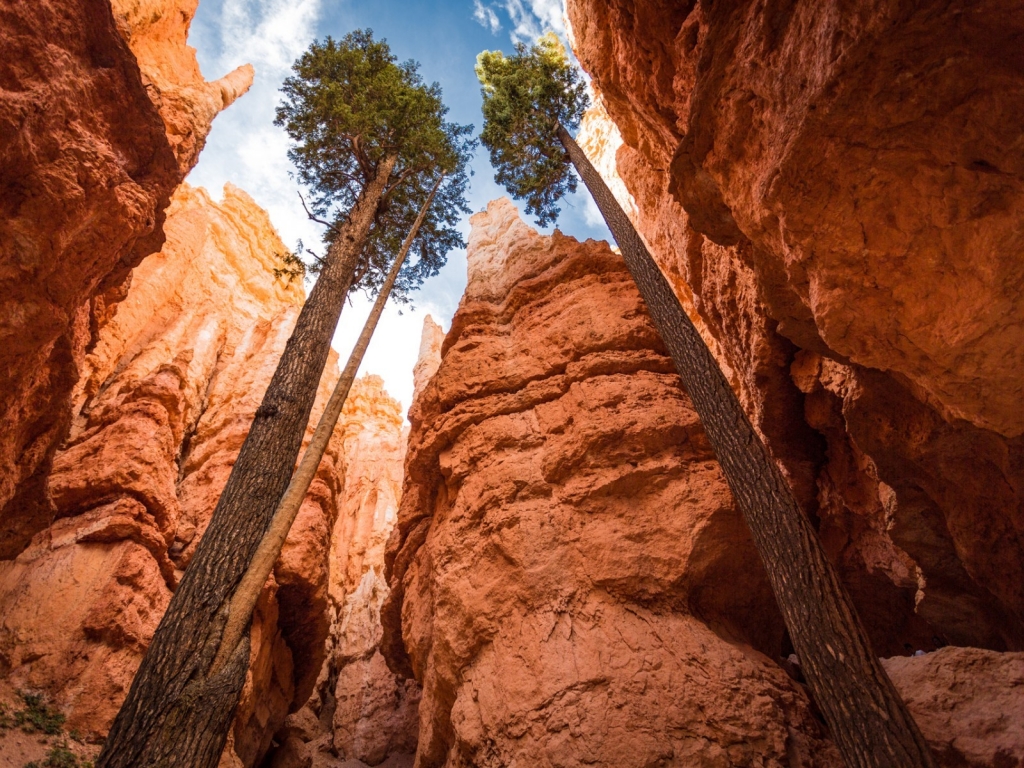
0, 0, 252, 558
266, 375, 418, 768
329, 376, 418, 766
412, 315, 445, 407
382, 198, 841, 768
109, 0, 254, 174
0, 185, 340, 767
567, 0, 1024, 655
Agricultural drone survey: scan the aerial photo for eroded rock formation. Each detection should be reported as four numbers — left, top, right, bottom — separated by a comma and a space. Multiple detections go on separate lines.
267, 375, 417, 768
0, 0, 252, 557
382, 199, 842, 767
0, 184, 339, 767
567, 0, 1024, 654
412, 316, 445, 405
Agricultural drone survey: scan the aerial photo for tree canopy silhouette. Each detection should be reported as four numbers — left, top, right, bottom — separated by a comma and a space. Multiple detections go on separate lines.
476, 32, 587, 226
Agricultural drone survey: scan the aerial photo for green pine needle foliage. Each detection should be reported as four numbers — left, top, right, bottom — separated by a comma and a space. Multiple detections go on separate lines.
275, 29, 475, 301
476, 32, 589, 226
342, 122, 475, 303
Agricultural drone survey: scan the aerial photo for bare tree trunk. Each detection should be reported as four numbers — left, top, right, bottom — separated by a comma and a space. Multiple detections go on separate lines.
209, 175, 444, 677
97, 154, 399, 768
558, 124, 935, 768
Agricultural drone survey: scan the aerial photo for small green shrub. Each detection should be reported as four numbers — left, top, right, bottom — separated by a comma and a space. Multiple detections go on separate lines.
24, 741, 92, 768
15, 692, 65, 735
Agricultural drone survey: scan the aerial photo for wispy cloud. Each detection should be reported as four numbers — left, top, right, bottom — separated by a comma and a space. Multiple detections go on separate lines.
517, 0, 566, 39
216, 0, 322, 75
472, 0, 502, 34
470, 0, 568, 45
188, 0, 325, 260
188, 0, 461, 417
502, 0, 539, 44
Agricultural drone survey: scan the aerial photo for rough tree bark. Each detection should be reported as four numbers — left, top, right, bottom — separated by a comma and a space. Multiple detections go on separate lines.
97, 154, 399, 768
209, 174, 443, 676
558, 124, 935, 768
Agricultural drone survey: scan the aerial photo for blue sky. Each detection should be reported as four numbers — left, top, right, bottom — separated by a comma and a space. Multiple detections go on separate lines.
187, 0, 610, 414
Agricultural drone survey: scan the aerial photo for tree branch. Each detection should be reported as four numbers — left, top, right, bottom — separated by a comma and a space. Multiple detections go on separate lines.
297, 191, 342, 237
380, 166, 420, 204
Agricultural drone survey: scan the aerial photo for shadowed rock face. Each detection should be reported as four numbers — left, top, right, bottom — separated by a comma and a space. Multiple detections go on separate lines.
266, 375, 420, 768
382, 199, 841, 768
882, 647, 1024, 768
0, 185, 340, 767
567, 0, 1024, 654
0, 0, 252, 557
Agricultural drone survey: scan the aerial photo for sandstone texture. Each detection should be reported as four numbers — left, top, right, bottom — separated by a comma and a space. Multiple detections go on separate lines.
0, 184, 339, 767
383, 199, 842, 767
883, 648, 1024, 768
568, 0, 1024, 654
412, 316, 445, 407
0, 0, 252, 557
267, 376, 418, 768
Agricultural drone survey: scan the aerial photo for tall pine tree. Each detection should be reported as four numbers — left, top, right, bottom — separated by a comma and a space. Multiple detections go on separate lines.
476, 33, 935, 768
99, 30, 471, 768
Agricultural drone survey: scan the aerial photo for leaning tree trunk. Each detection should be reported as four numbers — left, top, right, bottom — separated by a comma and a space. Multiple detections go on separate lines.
558, 125, 935, 768
97, 154, 399, 768
208, 174, 444, 677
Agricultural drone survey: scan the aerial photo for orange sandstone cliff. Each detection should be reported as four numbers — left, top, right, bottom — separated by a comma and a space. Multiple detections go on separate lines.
0, 184, 340, 767
567, 0, 1024, 655
267, 375, 418, 768
1, 1, 1023, 766
381, 198, 843, 767
0, 0, 252, 557
382, 198, 1024, 766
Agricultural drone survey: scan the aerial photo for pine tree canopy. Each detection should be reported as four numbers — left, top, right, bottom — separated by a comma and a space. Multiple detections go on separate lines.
347, 122, 476, 302
275, 29, 474, 298
476, 33, 589, 226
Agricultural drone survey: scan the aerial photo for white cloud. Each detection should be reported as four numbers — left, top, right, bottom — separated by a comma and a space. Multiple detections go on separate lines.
216, 0, 322, 76
500, 0, 567, 45
188, 0, 325, 253
331, 295, 450, 420
473, 0, 502, 34
470, 0, 570, 46
502, 0, 541, 44
521, 0, 566, 37
582, 191, 605, 229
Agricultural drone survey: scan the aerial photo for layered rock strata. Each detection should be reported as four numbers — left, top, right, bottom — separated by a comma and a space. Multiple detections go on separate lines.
0, 184, 339, 767
0, 0, 252, 556
568, 0, 1024, 654
268, 375, 417, 768
383, 199, 842, 767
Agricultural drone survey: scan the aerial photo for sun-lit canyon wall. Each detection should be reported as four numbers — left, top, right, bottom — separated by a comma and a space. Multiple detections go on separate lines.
567, 0, 1024, 656
0, 184, 344, 767
383, 197, 1024, 767
0, 0, 252, 557
381, 198, 848, 767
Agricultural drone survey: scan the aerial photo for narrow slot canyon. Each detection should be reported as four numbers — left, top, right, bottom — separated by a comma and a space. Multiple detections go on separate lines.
1, 1, 1022, 767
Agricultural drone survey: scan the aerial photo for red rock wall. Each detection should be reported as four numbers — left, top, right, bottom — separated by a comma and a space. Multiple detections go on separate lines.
0, 0, 251, 557
267, 375, 419, 768
0, 185, 340, 767
383, 199, 842, 767
567, 0, 1024, 654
